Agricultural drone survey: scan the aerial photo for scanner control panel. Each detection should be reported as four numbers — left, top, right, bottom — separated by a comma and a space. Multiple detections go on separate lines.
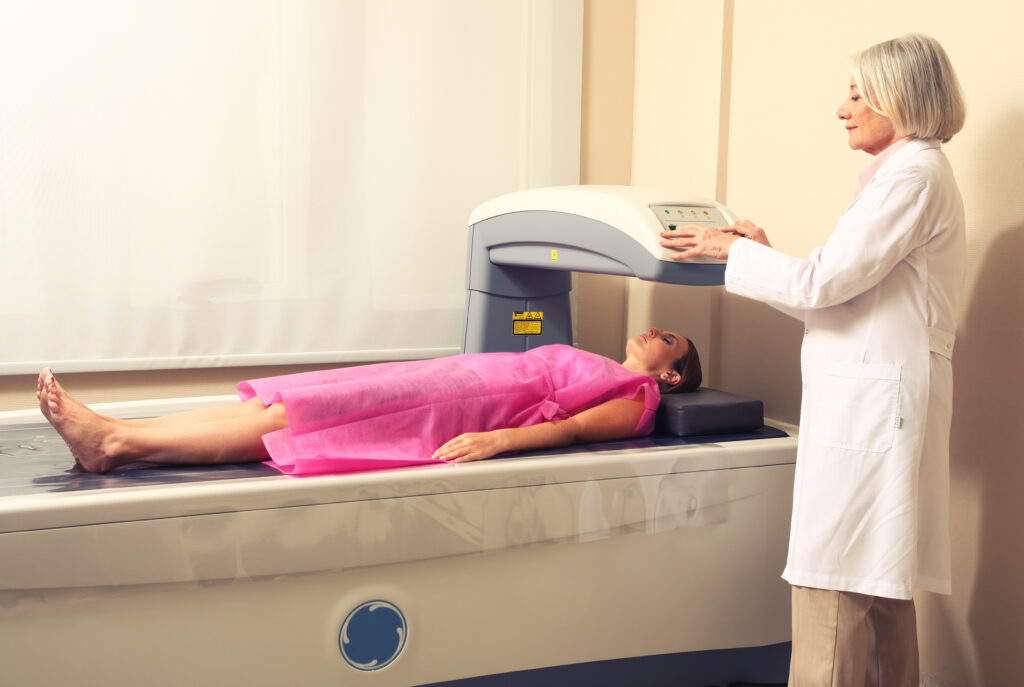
650, 204, 729, 233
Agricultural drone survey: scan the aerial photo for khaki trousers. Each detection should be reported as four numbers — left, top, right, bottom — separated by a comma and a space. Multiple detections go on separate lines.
788, 586, 919, 687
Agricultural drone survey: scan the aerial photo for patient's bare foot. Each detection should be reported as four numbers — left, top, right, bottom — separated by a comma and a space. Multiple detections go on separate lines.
39, 369, 122, 473
37, 368, 55, 422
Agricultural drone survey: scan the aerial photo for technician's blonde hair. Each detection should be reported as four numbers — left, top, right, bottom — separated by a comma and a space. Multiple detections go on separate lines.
852, 34, 965, 143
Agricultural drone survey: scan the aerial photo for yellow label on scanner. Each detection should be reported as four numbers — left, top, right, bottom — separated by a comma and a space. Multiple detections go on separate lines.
512, 311, 543, 336
551, 249, 558, 261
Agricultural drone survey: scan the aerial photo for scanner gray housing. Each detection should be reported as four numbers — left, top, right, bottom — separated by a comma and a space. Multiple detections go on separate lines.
461, 186, 736, 353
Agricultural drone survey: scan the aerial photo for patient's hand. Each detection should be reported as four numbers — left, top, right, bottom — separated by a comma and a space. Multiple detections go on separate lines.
432, 430, 508, 463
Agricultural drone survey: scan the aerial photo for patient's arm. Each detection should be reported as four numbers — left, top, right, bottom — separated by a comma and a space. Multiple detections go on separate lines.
432, 392, 646, 463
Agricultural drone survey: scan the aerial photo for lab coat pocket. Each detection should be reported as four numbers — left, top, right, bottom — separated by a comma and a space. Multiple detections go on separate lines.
808, 361, 902, 454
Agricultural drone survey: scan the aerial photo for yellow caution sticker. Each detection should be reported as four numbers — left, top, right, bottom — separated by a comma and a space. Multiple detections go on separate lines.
551, 249, 558, 261
512, 311, 543, 336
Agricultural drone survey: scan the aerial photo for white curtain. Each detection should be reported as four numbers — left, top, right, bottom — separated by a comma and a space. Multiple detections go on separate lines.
0, 0, 582, 373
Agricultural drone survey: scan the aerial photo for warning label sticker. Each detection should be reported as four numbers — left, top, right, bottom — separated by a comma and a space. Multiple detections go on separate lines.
512, 311, 543, 336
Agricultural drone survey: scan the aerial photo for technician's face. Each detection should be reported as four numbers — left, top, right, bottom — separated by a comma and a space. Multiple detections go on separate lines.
837, 79, 898, 156
626, 327, 688, 374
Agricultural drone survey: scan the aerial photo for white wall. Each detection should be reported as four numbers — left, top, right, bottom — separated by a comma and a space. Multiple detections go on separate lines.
0, 0, 584, 408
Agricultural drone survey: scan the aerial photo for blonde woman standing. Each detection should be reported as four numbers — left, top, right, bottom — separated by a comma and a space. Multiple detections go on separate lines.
662, 34, 966, 686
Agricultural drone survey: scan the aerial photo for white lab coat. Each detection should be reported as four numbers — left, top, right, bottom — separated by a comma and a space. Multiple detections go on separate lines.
724, 138, 964, 599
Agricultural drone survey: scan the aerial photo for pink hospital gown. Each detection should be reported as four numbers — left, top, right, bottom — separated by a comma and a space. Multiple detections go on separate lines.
237, 344, 660, 475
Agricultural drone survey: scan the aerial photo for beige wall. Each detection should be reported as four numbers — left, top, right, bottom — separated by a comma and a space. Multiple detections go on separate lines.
611, 1, 1024, 685
575, 0, 636, 361
627, 0, 728, 388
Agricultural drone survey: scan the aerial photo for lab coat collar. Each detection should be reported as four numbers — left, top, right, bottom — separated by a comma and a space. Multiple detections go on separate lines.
851, 137, 941, 204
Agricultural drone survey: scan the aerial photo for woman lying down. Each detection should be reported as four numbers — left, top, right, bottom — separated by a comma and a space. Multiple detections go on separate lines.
37, 328, 702, 475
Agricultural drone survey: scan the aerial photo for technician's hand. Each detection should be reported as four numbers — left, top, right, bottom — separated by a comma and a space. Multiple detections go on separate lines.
726, 219, 772, 247
660, 219, 771, 261
433, 430, 507, 463
660, 224, 740, 260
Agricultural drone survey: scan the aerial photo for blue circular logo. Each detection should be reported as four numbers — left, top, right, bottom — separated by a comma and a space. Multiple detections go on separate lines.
339, 600, 407, 671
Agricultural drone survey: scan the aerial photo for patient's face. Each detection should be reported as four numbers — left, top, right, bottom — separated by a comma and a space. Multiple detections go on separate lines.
625, 327, 689, 374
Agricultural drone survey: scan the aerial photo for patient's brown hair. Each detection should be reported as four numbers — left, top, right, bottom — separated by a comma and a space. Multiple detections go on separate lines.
661, 337, 702, 394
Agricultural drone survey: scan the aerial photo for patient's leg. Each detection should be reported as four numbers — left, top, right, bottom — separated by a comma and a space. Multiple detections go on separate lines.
37, 368, 268, 427
38, 369, 289, 473
37, 367, 270, 428
120, 398, 273, 428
